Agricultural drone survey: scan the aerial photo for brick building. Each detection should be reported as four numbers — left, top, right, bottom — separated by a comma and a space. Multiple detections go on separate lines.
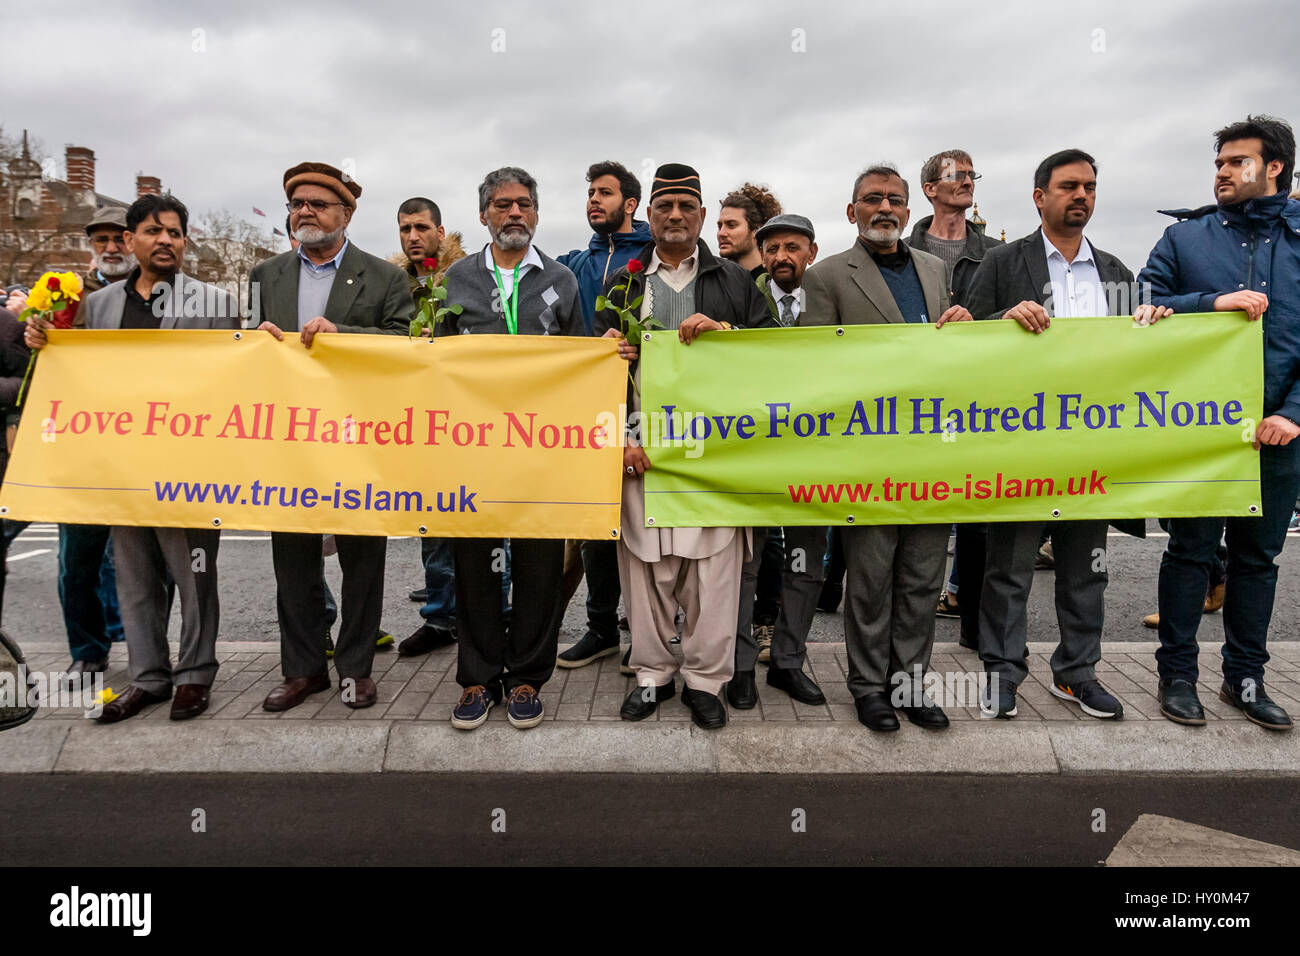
1, 130, 273, 290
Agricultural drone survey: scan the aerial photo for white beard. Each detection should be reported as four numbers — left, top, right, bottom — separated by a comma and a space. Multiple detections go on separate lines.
93, 251, 137, 278
294, 224, 346, 247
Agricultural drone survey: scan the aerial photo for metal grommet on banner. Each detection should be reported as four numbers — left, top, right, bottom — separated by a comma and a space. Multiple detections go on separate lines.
1249, 505, 1259, 514
233, 331, 242, 340
212, 518, 222, 527
646, 517, 656, 526
1051, 509, 1061, 518
0, 506, 7, 516
610, 529, 619, 538
846, 515, 855, 524
418, 525, 428, 535
643, 332, 652, 342
835, 328, 845, 337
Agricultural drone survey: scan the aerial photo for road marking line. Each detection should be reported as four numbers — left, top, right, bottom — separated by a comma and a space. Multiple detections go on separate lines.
8, 549, 51, 561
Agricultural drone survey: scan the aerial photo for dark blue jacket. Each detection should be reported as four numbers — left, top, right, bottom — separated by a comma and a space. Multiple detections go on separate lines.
559, 219, 653, 333
1138, 191, 1300, 421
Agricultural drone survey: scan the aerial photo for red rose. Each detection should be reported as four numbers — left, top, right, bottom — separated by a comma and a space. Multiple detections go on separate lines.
626, 259, 644, 274
48, 276, 61, 291
422, 257, 437, 270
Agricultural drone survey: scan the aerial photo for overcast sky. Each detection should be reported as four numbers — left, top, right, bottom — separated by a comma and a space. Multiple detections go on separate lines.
5, 0, 1298, 271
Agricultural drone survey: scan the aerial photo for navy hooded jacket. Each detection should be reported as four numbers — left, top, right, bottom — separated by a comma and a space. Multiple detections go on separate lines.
559, 220, 653, 333
1138, 190, 1300, 422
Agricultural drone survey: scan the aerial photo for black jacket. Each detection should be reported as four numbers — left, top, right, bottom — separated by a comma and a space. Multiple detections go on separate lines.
906, 215, 1003, 308
965, 227, 1135, 322
593, 239, 776, 336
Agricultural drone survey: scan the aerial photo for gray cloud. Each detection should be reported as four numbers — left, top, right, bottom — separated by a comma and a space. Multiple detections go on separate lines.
5, 0, 1298, 270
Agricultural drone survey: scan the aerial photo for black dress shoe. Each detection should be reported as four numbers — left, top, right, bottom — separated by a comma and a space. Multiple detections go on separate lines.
726, 670, 758, 709
97, 685, 171, 724
620, 681, 675, 721
682, 687, 727, 729
854, 692, 900, 732
170, 684, 210, 720
557, 629, 620, 669
409, 587, 428, 603
901, 702, 950, 730
766, 666, 826, 705
1220, 679, 1293, 731
1157, 678, 1206, 726
398, 623, 456, 657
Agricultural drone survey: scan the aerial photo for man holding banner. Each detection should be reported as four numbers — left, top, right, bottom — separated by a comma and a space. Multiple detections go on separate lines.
802, 163, 971, 733
439, 166, 582, 731
966, 149, 1168, 721
25, 194, 241, 722
1141, 115, 1300, 731
252, 161, 413, 714
731, 213, 828, 710
597, 162, 771, 730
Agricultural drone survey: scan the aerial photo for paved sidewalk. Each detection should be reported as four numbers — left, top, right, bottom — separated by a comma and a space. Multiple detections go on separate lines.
4, 641, 1300, 774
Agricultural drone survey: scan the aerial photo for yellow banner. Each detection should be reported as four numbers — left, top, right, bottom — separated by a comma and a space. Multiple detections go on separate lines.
0, 330, 625, 539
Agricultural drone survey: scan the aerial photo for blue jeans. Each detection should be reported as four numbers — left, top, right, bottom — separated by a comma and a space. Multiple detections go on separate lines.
419, 537, 456, 629
57, 524, 124, 662
1156, 442, 1300, 685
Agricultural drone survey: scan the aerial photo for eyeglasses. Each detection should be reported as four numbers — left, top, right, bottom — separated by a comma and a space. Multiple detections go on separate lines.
490, 197, 535, 212
287, 199, 344, 212
90, 235, 126, 248
854, 193, 909, 208
929, 171, 982, 184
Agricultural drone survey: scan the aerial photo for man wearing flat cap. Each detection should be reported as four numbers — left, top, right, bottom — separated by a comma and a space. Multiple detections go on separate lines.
594, 162, 775, 730
729, 213, 830, 711
250, 161, 413, 713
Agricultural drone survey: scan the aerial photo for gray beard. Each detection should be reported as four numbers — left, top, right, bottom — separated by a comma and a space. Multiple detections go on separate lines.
94, 252, 136, 278
864, 224, 900, 245
491, 224, 534, 250
294, 224, 346, 247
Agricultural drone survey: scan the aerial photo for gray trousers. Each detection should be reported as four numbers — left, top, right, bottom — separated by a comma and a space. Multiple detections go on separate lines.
842, 523, 949, 699
735, 526, 828, 671
112, 526, 221, 693
978, 519, 1108, 686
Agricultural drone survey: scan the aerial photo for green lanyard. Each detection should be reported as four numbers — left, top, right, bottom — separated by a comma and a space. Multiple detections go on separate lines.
491, 261, 521, 335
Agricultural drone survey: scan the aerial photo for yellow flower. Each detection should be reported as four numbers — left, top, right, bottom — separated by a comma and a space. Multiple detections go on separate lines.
25, 282, 52, 312
57, 271, 83, 301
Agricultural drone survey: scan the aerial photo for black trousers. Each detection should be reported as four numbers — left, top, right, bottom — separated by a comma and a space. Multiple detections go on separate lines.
272, 532, 386, 680
954, 524, 987, 645
455, 537, 563, 695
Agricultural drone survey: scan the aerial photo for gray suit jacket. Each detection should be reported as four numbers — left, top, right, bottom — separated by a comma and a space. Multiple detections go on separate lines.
82, 272, 240, 331
248, 242, 412, 334
799, 240, 950, 327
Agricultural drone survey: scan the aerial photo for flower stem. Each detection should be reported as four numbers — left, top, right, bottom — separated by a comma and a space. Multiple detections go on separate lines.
14, 351, 36, 407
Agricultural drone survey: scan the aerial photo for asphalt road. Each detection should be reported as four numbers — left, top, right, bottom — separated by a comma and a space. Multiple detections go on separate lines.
6, 519, 1300, 650
2, 772, 1298, 867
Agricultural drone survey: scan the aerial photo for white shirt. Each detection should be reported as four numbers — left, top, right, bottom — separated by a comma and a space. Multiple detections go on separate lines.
644, 249, 699, 293
770, 281, 803, 324
483, 243, 544, 302
1042, 232, 1108, 317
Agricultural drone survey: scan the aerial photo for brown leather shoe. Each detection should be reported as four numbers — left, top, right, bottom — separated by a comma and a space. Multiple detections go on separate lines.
170, 684, 210, 720
1203, 582, 1226, 614
97, 685, 171, 724
340, 676, 377, 709
262, 673, 330, 712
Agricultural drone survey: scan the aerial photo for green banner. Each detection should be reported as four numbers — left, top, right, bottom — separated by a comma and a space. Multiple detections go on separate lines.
638, 314, 1263, 526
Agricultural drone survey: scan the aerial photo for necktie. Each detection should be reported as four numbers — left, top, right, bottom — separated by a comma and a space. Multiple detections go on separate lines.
779, 293, 795, 325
